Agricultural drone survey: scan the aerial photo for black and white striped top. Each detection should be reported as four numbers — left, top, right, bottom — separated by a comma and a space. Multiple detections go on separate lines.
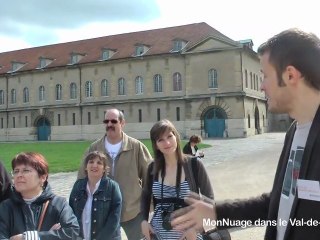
150, 180, 203, 240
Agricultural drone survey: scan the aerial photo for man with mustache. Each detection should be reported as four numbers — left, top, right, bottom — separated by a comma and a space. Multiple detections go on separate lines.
78, 108, 152, 240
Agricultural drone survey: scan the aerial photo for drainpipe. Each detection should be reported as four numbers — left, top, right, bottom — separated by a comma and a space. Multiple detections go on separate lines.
78, 66, 83, 138
5, 74, 9, 141
240, 50, 245, 114
240, 49, 247, 137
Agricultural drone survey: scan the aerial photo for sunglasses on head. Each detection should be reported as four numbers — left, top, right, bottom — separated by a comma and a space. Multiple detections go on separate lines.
103, 119, 119, 124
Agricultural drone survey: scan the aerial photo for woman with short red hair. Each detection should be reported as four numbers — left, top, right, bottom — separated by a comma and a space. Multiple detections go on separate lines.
0, 152, 79, 240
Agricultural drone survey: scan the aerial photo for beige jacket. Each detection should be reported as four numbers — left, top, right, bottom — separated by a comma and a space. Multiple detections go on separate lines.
78, 132, 152, 222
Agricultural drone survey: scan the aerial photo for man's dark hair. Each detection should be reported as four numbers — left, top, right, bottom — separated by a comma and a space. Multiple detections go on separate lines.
258, 28, 320, 90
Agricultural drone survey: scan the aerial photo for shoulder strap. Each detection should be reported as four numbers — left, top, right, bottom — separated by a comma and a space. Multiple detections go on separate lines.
191, 157, 199, 193
147, 162, 157, 209
38, 200, 50, 231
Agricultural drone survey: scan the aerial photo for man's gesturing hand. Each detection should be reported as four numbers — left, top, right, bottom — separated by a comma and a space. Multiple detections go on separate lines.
170, 192, 217, 232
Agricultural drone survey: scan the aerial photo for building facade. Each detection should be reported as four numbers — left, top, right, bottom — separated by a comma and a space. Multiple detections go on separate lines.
0, 22, 268, 141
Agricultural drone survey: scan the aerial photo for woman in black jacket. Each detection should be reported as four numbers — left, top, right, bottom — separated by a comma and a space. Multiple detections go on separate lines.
0, 152, 79, 240
183, 135, 204, 158
141, 120, 213, 240
0, 160, 11, 203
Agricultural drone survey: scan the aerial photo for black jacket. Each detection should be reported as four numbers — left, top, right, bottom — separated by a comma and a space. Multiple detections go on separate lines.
0, 184, 79, 240
183, 142, 198, 156
0, 161, 11, 203
183, 142, 204, 158
216, 106, 320, 240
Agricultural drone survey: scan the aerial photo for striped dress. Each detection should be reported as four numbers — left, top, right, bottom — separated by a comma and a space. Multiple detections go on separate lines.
150, 180, 203, 240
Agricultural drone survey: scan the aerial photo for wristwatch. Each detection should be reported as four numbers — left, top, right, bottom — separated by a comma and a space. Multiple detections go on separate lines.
203, 229, 231, 240
203, 226, 217, 240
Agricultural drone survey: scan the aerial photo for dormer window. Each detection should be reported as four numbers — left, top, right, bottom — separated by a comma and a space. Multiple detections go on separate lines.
40, 59, 46, 68
70, 52, 85, 64
71, 54, 79, 64
136, 46, 144, 56
134, 44, 149, 57
102, 50, 109, 60
101, 48, 116, 60
239, 39, 254, 50
172, 39, 187, 52
38, 57, 53, 69
9, 61, 26, 73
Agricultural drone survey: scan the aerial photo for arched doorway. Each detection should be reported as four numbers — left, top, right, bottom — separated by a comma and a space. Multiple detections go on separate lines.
254, 106, 260, 134
36, 117, 51, 141
204, 107, 227, 137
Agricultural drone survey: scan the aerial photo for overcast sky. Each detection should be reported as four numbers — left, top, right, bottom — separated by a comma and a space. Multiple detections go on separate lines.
0, 0, 318, 53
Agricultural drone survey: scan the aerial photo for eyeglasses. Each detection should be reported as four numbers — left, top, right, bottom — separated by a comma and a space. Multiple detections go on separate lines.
103, 119, 119, 124
11, 169, 33, 177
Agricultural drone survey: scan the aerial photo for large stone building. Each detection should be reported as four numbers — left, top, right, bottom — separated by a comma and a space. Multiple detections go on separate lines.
0, 22, 268, 141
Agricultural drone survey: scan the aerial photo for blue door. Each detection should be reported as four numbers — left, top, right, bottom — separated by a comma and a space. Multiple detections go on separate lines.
37, 118, 51, 141
205, 119, 225, 137
204, 107, 226, 138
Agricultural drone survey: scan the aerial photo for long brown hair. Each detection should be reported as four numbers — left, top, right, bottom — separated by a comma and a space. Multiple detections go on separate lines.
150, 119, 185, 177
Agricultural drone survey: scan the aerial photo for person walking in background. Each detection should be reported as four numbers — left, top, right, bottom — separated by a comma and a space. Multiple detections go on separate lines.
0, 152, 79, 240
171, 28, 320, 240
140, 119, 214, 240
70, 151, 122, 240
78, 108, 152, 240
0, 161, 11, 203
183, 135, 204, 158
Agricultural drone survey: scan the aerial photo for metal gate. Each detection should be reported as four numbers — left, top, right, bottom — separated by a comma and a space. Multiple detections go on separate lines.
205, 118, 225, 137
37, 118, 51, 141
204, 107, 226, 138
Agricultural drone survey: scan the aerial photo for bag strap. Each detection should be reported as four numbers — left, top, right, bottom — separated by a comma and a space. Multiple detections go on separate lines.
38, 200, 50, 231
147, 162, 157, 210
191, 157, 199, 193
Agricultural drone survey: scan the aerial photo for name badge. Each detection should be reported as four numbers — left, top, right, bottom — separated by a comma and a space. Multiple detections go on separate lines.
297, 179, 320, 202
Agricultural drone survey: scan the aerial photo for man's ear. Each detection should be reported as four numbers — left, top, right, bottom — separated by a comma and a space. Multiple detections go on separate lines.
284, 66, 302, 85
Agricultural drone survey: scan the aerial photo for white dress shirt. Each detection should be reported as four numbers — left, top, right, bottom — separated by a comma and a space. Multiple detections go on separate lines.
82, 180, 101, 240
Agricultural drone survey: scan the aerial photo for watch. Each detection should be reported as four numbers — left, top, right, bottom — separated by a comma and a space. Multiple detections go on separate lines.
202, 222, 217, 239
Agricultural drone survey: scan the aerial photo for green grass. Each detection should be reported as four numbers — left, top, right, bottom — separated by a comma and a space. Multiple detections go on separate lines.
0, 140, 211, 173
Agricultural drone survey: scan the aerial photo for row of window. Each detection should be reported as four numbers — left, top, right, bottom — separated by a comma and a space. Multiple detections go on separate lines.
0, 107, 182, 129
244, 70, 262, 91
0, 69, 218, 104
0, 108, 266, 130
